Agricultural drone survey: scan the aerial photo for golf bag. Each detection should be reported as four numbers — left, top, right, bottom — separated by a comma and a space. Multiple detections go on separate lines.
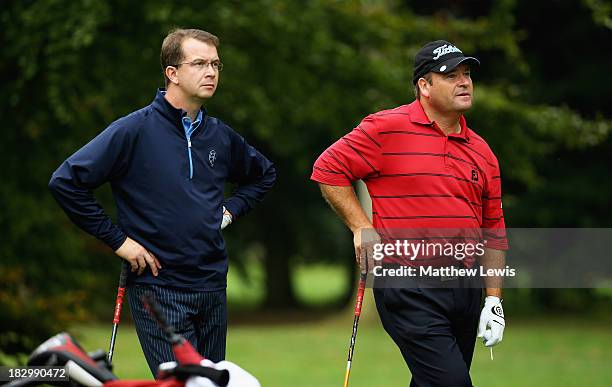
2, 332, 259, 387
2, 293, 260, 387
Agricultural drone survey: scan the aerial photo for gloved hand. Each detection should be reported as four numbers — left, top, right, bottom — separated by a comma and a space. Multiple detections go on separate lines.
477, 296, 505, 347
221, 206, 233, 230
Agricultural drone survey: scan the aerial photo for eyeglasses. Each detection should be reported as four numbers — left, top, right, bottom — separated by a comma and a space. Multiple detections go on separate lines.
172, 59, 223, 72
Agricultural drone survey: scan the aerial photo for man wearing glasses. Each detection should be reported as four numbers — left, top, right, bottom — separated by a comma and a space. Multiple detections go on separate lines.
49, 28, 276, 374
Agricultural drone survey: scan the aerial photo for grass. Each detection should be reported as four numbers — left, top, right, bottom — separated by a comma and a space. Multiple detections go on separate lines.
72, 291, 612, 386
226, 262, 350, 308
20, 262, 610, 386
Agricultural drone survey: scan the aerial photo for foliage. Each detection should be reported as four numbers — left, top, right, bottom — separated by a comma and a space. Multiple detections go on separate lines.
1, 0, 611, 356
0, 267, 88, 359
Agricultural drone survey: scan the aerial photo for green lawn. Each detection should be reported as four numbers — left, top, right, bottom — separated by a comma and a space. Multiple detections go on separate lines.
72, 292, 612, 387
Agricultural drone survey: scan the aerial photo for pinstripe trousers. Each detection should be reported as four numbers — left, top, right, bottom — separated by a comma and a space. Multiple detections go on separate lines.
127, 284, 227, 376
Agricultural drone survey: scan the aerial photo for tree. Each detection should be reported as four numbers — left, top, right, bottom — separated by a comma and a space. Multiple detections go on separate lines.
2, 1, 611, 358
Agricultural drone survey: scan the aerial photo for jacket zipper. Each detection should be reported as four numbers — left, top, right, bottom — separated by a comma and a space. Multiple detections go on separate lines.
185, 116, 208, 180
187, 138, 194, 179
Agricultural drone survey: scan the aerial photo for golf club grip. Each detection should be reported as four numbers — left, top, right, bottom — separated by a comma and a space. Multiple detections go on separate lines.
174, 364, 230, 387
354, 273, 367, 316
119, 260, 129, 287
112, 261, 129, 324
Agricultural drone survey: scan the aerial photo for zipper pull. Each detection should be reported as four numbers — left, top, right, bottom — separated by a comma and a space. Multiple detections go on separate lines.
188, 139, 192, 148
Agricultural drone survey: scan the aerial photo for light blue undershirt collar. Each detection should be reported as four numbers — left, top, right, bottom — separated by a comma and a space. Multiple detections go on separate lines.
182, 110, 203, 139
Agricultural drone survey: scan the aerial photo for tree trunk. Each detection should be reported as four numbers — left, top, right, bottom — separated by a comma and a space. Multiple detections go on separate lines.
260, 186, 299, 309
263, 246, 298, 309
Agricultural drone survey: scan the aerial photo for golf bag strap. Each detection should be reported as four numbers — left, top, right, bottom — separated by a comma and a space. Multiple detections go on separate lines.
105, 380, 183, 387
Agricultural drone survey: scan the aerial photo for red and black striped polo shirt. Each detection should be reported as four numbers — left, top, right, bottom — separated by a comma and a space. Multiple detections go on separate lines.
311, 100, 508, 252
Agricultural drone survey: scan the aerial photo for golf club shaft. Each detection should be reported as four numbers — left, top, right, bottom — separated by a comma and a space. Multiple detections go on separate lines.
142, 291, 182, 344
343, 272, 367, 387
107, 260, 129, 365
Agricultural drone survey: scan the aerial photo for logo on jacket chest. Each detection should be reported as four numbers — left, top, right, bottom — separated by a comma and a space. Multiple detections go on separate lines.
208, 149, 217, 167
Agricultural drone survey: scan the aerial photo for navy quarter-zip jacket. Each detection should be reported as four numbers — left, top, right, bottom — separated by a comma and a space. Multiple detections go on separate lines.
49, 90, 276, 290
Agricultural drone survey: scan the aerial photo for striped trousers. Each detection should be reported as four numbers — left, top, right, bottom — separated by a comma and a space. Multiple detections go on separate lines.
127, 284, 227, 376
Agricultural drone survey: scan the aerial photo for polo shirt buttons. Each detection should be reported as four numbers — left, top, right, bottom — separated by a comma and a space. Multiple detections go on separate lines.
445, 151, 453, 169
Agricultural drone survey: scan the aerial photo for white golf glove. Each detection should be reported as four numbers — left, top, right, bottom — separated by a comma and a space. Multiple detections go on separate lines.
185, 359, 261, 387
477, 296, 505, 347
221, 206, 233, 230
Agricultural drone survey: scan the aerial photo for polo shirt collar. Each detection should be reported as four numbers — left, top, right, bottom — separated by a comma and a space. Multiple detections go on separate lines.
452, 115, 470, 142
182, 110, 203, 138
407, 100, 470, 142
407, 99, 433, 125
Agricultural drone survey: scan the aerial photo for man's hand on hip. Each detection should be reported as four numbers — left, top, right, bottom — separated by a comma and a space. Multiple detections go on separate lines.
477, 296, 505, 347
115, 237, 162, 276
221, 206, 233, 230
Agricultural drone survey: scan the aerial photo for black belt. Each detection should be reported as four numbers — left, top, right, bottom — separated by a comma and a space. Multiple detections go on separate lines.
373, 263, 480, 288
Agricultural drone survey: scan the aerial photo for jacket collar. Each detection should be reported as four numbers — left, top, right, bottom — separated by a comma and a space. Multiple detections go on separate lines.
152, 88, 207, 125
407, 100, 470, 142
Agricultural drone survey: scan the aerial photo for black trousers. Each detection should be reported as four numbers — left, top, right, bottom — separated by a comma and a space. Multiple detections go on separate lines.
128, 284, 227, 376
374, 285, 482, 387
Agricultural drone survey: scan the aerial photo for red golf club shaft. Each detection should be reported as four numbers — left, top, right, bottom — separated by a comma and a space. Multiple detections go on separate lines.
343, 272, 367, 387
107, 261, 129, 366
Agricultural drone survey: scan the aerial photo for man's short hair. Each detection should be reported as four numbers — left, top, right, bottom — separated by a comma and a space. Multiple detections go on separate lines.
160, 28, 220, 86
414, 72, 433, 100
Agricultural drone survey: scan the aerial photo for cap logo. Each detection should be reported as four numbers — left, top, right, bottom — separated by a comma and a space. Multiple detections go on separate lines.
440, 65, 447, 72
432, 44, 462, 60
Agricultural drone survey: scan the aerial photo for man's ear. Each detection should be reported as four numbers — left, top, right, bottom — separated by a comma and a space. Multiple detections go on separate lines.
418, 77, 431, 98
165, 66, 179, 85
